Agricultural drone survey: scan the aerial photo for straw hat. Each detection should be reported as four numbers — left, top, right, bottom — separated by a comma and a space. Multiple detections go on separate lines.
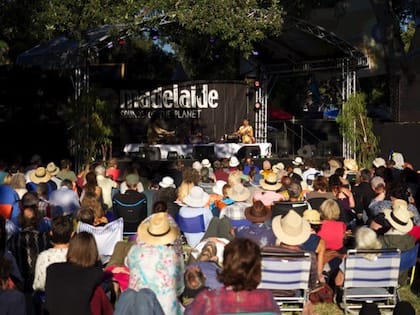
30, 167, 51, 184
46, 162, 59, 176
328, 159, 342, 170
201, 159, 211, 168
373, 157, 386, 168
383, 199, 413, 233
229, 156, 240, 168
212, 180, 227, 195
227, 183, 250, 202
137, 212, 179, 245
273, 162, 285, 172
292, 157, 304, 166
260, 172, 282, 191
244, 200, 271, 223
303, 209, 322, 225
184, 186, 210, 207
159, 176, 175, 188
272, 210, 311, 245
343, 159, 358, 172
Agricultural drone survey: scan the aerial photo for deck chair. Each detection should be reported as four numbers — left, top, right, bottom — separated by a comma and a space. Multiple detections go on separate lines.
77, 217, 124, 265
400, 243, 419, 286
229, 218, 253, 227
175, 214, 206, 233
258, 248, 311, 313
271, 201, 309, 219
342, 248, 401, 314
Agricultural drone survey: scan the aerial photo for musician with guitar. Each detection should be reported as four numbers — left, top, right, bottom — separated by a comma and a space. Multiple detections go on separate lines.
236, 118, 255, 144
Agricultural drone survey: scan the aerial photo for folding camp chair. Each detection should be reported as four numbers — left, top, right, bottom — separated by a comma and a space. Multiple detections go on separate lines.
342, 248, 401, 314
175, 214, 206, 233
400, 243, 419, 286
258, 248, 312, 313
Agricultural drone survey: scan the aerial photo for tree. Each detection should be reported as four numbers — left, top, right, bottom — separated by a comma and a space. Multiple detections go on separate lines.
336, 92, 379, 169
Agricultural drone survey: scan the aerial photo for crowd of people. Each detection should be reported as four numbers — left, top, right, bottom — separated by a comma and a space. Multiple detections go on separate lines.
0, 152, 419, 314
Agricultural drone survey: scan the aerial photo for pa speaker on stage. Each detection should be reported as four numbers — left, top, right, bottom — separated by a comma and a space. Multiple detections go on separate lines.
236, 146, 261, 160
193, 145, 215, 160
137, 147, 161, 161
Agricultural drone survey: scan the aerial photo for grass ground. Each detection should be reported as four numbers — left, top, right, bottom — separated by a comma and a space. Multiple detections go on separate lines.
308, 285, 420, 315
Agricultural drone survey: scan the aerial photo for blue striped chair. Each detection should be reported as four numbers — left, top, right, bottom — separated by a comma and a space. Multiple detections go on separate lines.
342, 248, 401, 314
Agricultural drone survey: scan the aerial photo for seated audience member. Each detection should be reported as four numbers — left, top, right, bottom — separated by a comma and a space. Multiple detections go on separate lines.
26, 166, 57, 198
181, 266, 208, 307
0, 256, 26, 315
213, 160, 229, 182
45, 231, 111, 315
112, 173, 148, 233
381, 199, 416, 284
305, 176, 336, 210
80, 192, 108, 226
219, 183, 251, 223
49, 179, 81, 218
259, 159, 275, 179
234, 200, 276, 247
329, 174, 356, 229
210, 182, 233, 217
154, 176, 179, 218
8, 192, 51, 292
177, 167, 200, 205
127, 213, 184, 315
178, 186, 213, 248
33, 215, 74, 292
184, 238, 281, 315
253, 173, 285, 207
198, 167, 215, 194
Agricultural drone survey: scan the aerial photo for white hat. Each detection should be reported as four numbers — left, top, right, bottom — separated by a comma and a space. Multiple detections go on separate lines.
184, 186, 210, 208
384, 199, 413, 233
46, 162, 59, 176
272, 210, 311, 245
159, 176, 175, 188
292, 157, 304, 166
201, 159, 211, 168
227, 183, 250, 202
192, 161, 203, 171
273, 162, 285, 172
212, 180, 227, 195
229, 156, 240, 167
372, 157, 386, 168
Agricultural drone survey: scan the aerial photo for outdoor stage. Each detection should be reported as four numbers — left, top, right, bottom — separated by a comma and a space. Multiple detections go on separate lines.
123, 142, 272, 160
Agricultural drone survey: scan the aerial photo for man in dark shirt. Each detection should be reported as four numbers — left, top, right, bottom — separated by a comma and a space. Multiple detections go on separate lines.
352, 168, 376, 224
112, 174, 147, 233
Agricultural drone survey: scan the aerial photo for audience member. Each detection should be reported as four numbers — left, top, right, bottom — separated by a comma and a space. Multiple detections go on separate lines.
49, 178, 81, 218
105, 157, 120, 181
95, 164, 118, 211
0, 256, 26, 315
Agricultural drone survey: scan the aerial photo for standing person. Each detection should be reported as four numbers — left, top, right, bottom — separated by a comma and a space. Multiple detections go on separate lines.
185, 237, 280, 315
56, 159, 77, 185
0, 256, 26, 315
95, 164, 118, 211
26, 167, 57, 198
105, 157, 120, 182
127, 213, 185, 315
80, 171, 103, 206
44, 231, 107, 315
236, 118, 255, 144
49, 179, 81, 218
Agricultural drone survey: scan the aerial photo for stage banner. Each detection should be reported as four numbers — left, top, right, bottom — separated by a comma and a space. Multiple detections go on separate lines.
119, 80, 251, 144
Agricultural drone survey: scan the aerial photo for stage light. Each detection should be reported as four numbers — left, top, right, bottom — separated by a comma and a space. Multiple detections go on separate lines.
107, 42, 113, 49
254, 102, 262, 111
252, 50, 259, 56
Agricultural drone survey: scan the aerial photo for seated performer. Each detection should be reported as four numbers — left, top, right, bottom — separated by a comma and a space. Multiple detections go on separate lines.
236, 118, 255, 144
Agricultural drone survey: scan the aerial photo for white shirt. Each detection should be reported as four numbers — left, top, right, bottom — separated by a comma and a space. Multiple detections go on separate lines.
33, 247, 68, 291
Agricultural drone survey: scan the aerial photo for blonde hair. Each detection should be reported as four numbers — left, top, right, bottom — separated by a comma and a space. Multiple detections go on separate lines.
177, 181, 195, 202
228, 170, 242, 186
320, 199, 340, 220
355, 226, 382, 260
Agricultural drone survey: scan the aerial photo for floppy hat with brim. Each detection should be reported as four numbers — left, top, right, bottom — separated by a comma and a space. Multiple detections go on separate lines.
184, 186, 210, 207
159, 176, 175, 188
343, 159, 358, 172
383, 199, 413, 233
303, 209, 322, 225
260, 172, 282, 191
201, 159, 211, 168
273, 162, 285, 172
229, 156, 240, 167
228, 183, 250, 202
245, 201, 271, 223
212, 180, 227, 195
30, 167, 51, 184
272, 210, 311, 245
137, 212, 179, 245
292, 157, 304, 166
373, 157, 386, 168
46, 162, 59, 176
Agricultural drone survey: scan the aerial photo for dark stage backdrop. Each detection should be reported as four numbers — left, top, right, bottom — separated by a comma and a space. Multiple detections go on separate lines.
118, 80, 252, 144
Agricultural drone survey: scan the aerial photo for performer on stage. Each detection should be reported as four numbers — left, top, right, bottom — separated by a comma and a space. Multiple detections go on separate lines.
236, 118, 255, 144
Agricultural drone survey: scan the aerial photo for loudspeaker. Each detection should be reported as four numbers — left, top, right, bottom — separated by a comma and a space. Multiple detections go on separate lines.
193, 145, 215, 160
167, 151, 178, 160
137, 147, 161, 161
236, 145, 260, 160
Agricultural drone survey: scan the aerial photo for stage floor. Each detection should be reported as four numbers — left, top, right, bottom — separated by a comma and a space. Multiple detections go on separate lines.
123, 142, 272, 160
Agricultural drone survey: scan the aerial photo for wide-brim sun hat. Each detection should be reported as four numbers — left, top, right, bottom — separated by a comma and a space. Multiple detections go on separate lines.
137, 212, 179, 245
201, 159, 211, 168
229, 156, 240, 167
260, 172, 282, 191
159, 176, 175, 188
227, 183, 250, 202
372, 157, 386, 168
273, 162, 285, 172
272, 210, 311, 245
303, 209, 322, 225
212, 180, 227, 195
244, 201, 271, 223
383, 199, 413, 233
192, 161, 202, 171
184, 186, 210, 207
343, 159, 358, 172
292, 157, 304, 166
46, 162, 59, 176
30, 167, 51, 184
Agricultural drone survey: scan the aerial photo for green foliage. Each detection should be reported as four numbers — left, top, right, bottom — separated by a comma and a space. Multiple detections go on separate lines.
401, 21, 416, 53
0, 40, 10, 64
336, 92, 379, 169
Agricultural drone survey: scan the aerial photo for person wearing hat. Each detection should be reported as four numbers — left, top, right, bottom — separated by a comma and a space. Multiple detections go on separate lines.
112, 173, 148, 234
292, 156, 304, 167
209, 181, 234, 217
127, 212, 184, 315
270, 210, 319, 289
228, 156, 240, 173
252, 172, 285, 208
235, 200, 276, 247
154, 176, 179, 219
243, 157, 260, 176
46, 161, 62, 188
26, 166, 58, 198
178, 186, 213, 248
259, 159, 274, 180
219, 183, 252, 225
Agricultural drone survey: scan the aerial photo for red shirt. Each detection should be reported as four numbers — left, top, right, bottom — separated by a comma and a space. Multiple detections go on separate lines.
317, 220, 347, 250
184, 287, 280, 315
